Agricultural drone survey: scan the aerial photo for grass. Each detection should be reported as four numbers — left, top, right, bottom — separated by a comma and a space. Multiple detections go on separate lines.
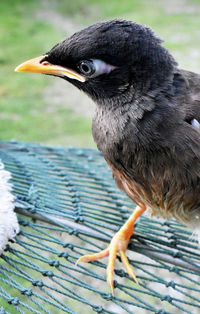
0, 0, 93, 147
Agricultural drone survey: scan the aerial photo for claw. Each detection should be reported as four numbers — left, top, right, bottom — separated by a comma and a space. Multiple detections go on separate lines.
106, 243, 118, 294
120, 250, 138, 284
76, 205, 146, 293
76, 248, 109, 266
107, 272, 115, 296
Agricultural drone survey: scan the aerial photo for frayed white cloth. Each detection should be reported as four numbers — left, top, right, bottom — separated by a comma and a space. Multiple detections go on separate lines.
0, 160, 19, 254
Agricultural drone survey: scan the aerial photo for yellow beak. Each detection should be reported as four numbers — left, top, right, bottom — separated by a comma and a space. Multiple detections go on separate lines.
15, 55, 86, 83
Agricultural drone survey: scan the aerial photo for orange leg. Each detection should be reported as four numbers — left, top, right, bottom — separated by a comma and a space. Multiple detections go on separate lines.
76, 204, 146, 294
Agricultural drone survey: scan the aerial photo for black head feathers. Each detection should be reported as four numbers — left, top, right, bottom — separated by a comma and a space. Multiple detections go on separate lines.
43, 20, 177, 101
17, 19, 178, 103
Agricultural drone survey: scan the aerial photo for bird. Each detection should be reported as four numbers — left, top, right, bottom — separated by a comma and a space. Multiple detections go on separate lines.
15, 19, 200, 293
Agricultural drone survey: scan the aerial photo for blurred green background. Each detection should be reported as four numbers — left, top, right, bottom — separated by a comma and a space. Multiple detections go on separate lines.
0, 0, 200, 148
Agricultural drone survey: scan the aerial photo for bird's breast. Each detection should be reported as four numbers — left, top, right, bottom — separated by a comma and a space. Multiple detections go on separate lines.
92, 105, 138, 156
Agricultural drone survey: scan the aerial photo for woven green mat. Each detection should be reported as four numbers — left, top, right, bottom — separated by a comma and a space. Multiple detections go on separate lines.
0, 140, 200, 314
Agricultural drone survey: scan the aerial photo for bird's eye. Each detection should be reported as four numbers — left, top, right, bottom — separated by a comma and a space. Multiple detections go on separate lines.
77, 59, 117, 79
78, 60, 95, 76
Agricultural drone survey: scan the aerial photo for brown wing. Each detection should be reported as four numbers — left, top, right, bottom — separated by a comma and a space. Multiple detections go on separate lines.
179, 69, 200, 121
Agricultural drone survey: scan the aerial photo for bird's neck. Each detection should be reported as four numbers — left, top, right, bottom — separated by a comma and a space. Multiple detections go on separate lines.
92, 70, 180, 163
95, 73, 175, 113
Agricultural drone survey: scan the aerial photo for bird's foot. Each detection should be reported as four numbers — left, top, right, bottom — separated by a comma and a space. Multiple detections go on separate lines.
77, 204, 146, 294
77, 229, 137, 294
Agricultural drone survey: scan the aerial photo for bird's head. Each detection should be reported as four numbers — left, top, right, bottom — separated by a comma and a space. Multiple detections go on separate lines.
15, 19, 177, 106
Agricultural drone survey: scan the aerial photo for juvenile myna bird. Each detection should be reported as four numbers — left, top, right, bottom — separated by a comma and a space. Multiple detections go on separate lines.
15, 19, 200, 292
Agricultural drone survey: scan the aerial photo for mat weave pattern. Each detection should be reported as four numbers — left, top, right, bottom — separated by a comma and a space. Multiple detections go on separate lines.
0, 140, 200, 313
